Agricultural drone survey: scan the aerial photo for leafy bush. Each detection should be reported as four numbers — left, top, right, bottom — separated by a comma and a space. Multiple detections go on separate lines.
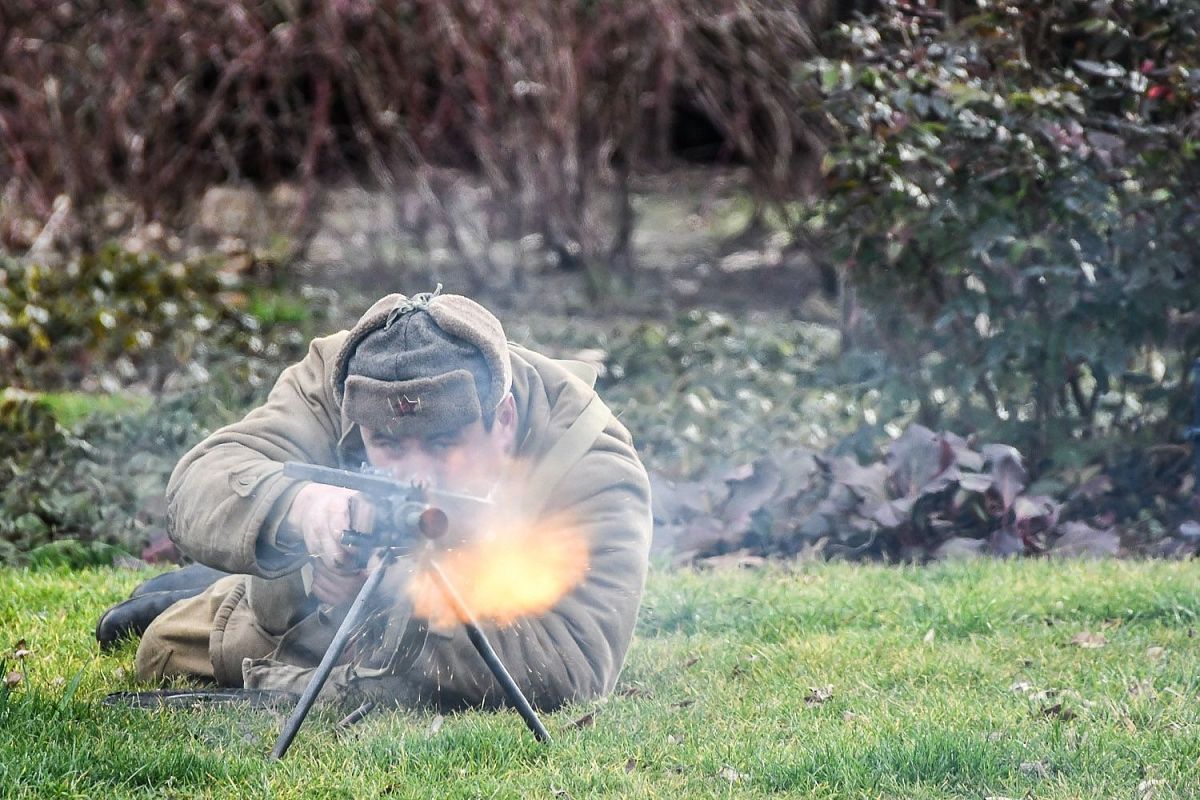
649, 422, 1191, 565
520, 310, 898, 477
0, 246, 338, 563
0, 245, 329, 394
801, 0, 1200, 468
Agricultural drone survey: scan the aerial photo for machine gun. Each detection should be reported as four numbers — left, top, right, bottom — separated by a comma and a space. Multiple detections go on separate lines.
270, 462, 551, 759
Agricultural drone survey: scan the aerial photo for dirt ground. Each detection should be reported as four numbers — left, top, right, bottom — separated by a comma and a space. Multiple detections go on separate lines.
187, 168, 836, 322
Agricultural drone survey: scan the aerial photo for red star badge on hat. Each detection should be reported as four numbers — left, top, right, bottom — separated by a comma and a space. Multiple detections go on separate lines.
390, 394, 421, 417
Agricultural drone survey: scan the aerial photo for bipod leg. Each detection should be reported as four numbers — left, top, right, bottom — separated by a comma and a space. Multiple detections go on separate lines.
271, 551, 396, 759
426, 559, 551, 743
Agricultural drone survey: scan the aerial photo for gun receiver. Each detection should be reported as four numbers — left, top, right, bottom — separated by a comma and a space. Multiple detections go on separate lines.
281, 462, 456, 552
270, 462, 551, 759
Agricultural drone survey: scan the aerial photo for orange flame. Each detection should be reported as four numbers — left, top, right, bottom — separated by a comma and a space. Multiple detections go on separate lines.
407, 514, 589, 630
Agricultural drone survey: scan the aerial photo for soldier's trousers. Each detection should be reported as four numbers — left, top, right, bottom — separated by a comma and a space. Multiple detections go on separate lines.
135, 575, 280, 685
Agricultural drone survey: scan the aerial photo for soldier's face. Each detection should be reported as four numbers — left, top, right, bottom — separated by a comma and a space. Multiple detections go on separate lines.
360, 393, 518, 496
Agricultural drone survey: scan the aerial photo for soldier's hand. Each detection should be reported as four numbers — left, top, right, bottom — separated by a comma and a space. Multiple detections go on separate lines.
285, 483, 369, 573
310, 557, 367, 606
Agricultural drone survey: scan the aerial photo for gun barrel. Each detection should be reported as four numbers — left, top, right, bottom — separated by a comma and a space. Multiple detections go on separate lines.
283, 462, 408, 495
282, 462, 493, 514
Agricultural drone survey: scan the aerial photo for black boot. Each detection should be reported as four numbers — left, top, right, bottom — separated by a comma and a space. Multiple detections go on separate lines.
96, 564, 230, 651
95, 589, 207, 651
129, 564, 229, 598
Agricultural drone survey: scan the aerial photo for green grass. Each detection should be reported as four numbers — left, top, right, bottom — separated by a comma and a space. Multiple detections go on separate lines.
34, 391, 153, 428
2, 560, 1199, 799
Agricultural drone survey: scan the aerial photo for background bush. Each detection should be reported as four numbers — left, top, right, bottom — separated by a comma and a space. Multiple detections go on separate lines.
0, 0, 837, 282
801, 0, 1200, 471
3, 0, 1200, 564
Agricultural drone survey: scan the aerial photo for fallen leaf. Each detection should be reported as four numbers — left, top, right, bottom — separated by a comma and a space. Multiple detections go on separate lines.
805, 685, 834, 704
772, 448, 822, 498
570, 710, 597, 729
1146, 646, 1166, 661
1053, 521, 1120, 558
886, 424, 946, 497
1039, 702, 1076, 721
984, 444, 1027, 511
988, 527, 1026, 557
828, 456, 890, 502
617, 684, 648, 699
842, 711, 861, 722
1071, 631, 1107, 649
51, 676, 65, 688
958, 472, 993, 493
943, 431, 983, 471
1128, 679, 1157, 700
932, 537, 986, 561
667, 734, 684, 745
426, 714, 444, 737
1009, 681, 1034, 693
4, 671, 22, 688
238, 721, 261, 746
623, 758, 637, 774
722, 458, 782, 531
675, 517, 734, 555
923, 628, 936, 644
671, 699, 695, 709
695, 552, 767, 570
868, 497, 914, 528
1139, 779, 1167, 800
684, 655, 700, 668
1020, 760, 1049, 779
649, 475, 711, 525
718, 765, 747, 783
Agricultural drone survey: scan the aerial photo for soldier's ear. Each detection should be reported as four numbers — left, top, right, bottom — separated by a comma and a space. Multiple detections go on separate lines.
493, 393, 518, 451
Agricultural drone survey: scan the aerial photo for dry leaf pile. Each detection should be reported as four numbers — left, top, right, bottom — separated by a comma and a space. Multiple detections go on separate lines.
651, 424, 1197, 565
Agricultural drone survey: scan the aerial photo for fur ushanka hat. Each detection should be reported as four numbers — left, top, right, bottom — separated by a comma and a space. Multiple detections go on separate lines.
333, 290, 512, 436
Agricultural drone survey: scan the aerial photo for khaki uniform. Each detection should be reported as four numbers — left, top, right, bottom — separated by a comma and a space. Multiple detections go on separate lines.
136, 296, 652, 711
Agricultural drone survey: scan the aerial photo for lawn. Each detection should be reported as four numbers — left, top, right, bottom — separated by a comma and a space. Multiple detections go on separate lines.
2, 559, 1198, 799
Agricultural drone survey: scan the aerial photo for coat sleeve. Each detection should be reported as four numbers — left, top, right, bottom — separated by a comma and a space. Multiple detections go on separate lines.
398, 420, 653, 711
165, 333, 349, 577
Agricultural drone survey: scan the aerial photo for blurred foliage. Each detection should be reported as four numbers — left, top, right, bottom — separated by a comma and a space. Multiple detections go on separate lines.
518, 309, 924, 476
0, 383, 244, 566
0, 244, 327, 393
653, 422, 1199, 566
1, 264, 1196, 564
0, 247, 340, 564
799, 0, 1200, 469
0, 0, 834, 282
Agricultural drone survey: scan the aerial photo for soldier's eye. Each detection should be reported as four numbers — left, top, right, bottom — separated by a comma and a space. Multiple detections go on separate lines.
369, 434, 404, 451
